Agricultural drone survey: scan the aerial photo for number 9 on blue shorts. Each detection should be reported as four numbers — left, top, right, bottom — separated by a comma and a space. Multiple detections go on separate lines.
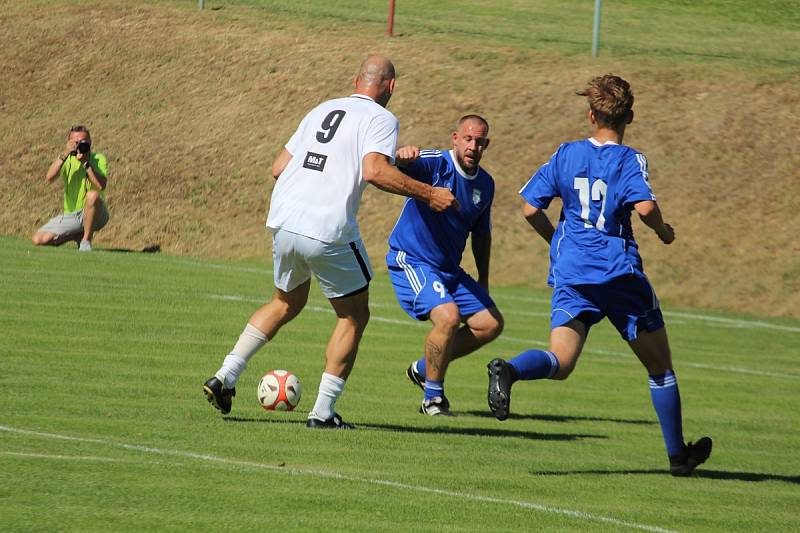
387, 250, 494, 321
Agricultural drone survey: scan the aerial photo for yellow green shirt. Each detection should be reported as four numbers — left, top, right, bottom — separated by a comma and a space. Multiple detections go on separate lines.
60, 153, 108, 214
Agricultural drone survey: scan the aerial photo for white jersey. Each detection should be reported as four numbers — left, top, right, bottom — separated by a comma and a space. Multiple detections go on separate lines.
266, 94, 399, 244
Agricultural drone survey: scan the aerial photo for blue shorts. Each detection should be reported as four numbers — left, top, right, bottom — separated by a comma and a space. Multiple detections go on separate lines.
387, 250, 495, 321
551, 274, 664, 341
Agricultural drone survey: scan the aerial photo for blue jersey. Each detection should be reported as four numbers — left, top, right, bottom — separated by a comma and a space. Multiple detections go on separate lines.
388, 149, 494, 272
520, 138, 656, 287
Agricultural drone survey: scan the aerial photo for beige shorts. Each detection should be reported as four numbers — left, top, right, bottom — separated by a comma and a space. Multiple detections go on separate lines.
272, 228, 372, 299
38, 202, 109, 238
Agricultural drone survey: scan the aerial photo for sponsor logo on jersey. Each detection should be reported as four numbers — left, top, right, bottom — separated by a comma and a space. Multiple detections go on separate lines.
303, 152, 328, 172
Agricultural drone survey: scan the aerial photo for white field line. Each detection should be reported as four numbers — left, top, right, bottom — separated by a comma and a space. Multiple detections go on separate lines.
208, 294, 799, 380
2, 451, 128, 463
661, 310, 800, 333
0, 425, 676, 533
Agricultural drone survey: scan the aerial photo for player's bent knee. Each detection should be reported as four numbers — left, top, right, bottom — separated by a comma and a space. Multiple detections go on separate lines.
432, 305, 460, 332
437, 314, 460, 333
337, 302, 370, 331
272, 297, 304, 321
352, 307, 370, 330
488, 314, 505, 339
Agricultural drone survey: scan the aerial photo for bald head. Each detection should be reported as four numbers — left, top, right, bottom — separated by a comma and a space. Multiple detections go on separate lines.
354, 55, 396, 107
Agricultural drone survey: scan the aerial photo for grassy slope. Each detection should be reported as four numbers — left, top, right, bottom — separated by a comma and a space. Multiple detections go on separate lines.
1, 235, 799, 531
1, 0, 799, 322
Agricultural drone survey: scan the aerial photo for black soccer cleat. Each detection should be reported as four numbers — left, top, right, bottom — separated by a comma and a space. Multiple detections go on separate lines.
405, 361, 426, 391
203, 377, 235, 415
306, 412, 354, 430
420, 396, 452, 416
669, 436, 713, 477
487, 357, 513, 421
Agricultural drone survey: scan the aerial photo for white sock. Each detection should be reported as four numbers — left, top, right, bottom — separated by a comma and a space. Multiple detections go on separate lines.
309, 372, 346, 421
215, 323, 268, 388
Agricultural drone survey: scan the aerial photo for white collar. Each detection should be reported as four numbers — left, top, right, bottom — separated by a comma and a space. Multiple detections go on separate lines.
349, 94, 375, 102
449, 150, 479, 180
588, 137, 619, 146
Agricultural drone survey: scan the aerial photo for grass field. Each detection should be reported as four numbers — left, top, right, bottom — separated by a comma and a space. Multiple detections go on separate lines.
2, 236, 799, 531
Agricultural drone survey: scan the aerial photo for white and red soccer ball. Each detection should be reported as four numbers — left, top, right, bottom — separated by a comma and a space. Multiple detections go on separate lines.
257, 370, 302, 411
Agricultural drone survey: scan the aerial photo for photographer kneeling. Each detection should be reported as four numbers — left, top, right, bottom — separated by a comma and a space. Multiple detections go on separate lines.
32, 125, 109, 252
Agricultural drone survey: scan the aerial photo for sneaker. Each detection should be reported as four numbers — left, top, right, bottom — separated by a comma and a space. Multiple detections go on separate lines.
405, 361, 425, 391
79, 239, 92, 252
669, 437, 713, 477
487, 357, 513, 421
203, 377, 235, 415
419, 396, 451, 416
306, 412, 354, 430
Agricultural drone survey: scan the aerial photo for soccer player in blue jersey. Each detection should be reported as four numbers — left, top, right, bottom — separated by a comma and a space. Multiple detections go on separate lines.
486, 75, 712, 475
388, 115, 504, 416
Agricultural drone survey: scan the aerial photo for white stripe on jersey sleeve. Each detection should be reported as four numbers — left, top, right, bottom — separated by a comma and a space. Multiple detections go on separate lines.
418, 149, 442, 158
635, 153, 656, 199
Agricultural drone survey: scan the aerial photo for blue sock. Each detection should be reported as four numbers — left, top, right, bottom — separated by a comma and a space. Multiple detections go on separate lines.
508, 350, 560, 380
415, 356, 427, 380
649, 371, 684, 457
424, 380, 444, 402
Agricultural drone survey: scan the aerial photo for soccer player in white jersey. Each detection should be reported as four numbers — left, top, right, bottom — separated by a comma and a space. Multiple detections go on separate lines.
486, 74, 711, 475
387, 115, 504, 416
203, 55, 457, 429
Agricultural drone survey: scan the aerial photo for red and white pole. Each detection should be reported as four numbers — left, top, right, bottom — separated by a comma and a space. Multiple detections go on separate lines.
387, 0, 396, 37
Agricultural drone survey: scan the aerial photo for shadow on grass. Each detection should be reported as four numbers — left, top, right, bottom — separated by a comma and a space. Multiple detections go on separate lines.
531, 469, 800, 484
462, 410, 656, 425
104, 245, 161, 253
223, 416, 606, 441
360, 422, 606, 441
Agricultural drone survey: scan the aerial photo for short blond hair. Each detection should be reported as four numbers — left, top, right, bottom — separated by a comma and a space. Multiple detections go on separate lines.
577, 74, 634, 129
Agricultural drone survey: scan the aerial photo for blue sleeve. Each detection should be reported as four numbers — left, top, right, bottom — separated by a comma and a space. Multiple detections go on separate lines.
400, 151, 440, 185
621, 151, 656, 206
519, 150, 559, 209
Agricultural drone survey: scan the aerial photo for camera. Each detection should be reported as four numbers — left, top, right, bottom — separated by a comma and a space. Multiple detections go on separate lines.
77, 139, 91, 154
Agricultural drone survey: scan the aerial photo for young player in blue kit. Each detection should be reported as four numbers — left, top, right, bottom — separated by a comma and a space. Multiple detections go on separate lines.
487, 75, 712, 475
388, 115, 504, 416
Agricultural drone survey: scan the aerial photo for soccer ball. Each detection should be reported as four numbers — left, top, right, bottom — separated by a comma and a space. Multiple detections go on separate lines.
257, 370, 302, 411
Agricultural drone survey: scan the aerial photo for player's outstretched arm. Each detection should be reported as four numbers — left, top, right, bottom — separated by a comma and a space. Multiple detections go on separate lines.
362, 152, 458, 212
523, 203, 555, 244
634, 200, 675, 244
271, 148, 293, 180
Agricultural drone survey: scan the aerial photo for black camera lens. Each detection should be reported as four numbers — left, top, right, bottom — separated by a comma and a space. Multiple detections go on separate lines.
77, 140, 91, 154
